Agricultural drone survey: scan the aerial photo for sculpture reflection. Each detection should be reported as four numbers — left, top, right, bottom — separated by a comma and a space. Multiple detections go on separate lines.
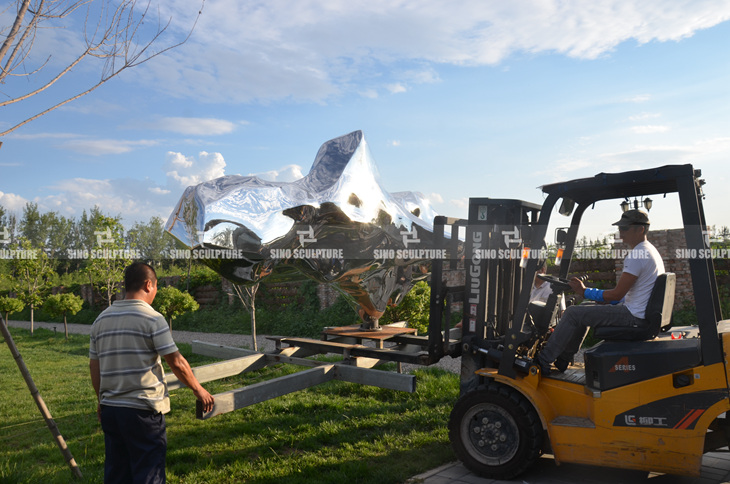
166, 130, 439, 330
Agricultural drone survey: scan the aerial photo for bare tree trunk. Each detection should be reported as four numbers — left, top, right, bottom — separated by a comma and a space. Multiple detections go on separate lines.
0, 315, 83, 479
87, 272, 94, 310
30, 304, 34, 336
63, 313, 68, 340
233, 283, 259, 351
250, 284, 258, 351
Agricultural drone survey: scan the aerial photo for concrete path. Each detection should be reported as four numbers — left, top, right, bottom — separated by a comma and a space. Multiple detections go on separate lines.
407, 455, 730, 484
7, 320, 730, 484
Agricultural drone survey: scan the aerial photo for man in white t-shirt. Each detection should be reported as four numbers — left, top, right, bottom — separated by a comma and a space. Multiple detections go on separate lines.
537, 210, 664, 374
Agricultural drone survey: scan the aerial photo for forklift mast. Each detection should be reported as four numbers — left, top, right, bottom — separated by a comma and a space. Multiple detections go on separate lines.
459, 164, 721, 384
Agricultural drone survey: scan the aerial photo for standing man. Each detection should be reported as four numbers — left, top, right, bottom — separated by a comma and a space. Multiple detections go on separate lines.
89, 262, 214, 483
537, 210, 664, 374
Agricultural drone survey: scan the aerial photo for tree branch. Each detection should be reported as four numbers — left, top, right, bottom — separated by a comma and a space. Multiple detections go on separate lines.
0, 0, 205, 136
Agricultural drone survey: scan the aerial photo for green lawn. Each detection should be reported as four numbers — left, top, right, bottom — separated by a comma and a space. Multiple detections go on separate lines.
0, 327, 458, 483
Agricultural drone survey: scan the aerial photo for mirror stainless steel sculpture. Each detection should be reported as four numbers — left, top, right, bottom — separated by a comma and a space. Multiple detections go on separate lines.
165, 130, 439, 329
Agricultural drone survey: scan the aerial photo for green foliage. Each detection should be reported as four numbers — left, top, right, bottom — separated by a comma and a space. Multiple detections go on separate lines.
43, 293, 84, 338
43, 293, 84, 319
0, 296, 24, 322
5, 238, 55, 326
152, 286, 200, 327
380, 281, 431, 334
0, 327, 457, 484
85, 214, 130, 307
126, 216, 177, 266
176, 264, 222, 292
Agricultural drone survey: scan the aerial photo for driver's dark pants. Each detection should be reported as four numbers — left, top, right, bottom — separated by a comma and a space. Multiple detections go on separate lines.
538, 303, 647, 365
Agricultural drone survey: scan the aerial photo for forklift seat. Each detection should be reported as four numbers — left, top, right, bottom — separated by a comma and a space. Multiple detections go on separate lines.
592, 273, 676, 341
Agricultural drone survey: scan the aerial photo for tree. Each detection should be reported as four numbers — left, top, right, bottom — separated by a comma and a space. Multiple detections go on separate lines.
232, 283, 259, 351
7, 238, 55, 335
44, 212, 74, 264
85, 214, 130, 308
43, 293, 83, 339
18, 202, 47, 248
0, 296, 24, 325
0, 0, 204, 137
126, 216, 176, 266
152, 286, 199, 329
0, 204, 17, 246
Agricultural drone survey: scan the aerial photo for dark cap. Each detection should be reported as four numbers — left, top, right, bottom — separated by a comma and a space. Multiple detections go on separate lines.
612, 209, 650, 227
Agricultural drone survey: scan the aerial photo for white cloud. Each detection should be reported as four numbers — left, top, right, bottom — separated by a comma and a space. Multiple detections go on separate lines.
38, 179, 172, 223
389, 140, 401, 147
450, 197, 469, 210
427, 192, 444, 204
624, 94, 652, 103
631, 125, 670, 134
156, 117, 237, 135
387, 83, 407, 94
251, 164, 305, 182
144, 1, 730, 103
61, 139, 160, 155
629, 112, 661, 121
0, 191, 28, 212
165, 151, 227, 187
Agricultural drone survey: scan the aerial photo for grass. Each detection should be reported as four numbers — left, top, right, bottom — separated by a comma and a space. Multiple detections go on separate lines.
0, 326, 458, 483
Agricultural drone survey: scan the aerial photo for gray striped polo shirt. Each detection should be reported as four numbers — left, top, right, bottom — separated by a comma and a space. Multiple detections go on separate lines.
89, 299, 178, 414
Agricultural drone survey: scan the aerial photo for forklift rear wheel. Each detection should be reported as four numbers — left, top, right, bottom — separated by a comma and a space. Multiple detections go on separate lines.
448, 382, 543, 480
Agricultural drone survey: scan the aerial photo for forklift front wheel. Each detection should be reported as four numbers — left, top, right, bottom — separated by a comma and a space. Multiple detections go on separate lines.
448, 382, 542, 480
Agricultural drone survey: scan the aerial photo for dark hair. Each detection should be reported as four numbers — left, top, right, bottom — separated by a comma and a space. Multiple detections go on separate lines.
124, 262, 157, 293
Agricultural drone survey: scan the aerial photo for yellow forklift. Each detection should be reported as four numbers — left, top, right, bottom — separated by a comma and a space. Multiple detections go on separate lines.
445, 164, 730, 479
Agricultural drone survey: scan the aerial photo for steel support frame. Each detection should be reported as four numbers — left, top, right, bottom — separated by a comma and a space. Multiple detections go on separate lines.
168, 341, 417, 420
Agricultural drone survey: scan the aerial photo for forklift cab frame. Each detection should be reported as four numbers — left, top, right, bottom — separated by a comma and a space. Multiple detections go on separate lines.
460, 164, 721, 382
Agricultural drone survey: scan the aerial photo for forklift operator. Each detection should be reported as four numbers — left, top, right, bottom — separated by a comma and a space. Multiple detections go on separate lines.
537, 209, 665, 374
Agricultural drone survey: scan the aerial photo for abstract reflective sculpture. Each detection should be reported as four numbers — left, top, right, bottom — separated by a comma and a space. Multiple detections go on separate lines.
166, 130, 440, 329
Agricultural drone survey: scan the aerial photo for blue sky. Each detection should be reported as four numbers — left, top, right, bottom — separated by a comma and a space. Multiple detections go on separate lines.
2, 1, 730, 243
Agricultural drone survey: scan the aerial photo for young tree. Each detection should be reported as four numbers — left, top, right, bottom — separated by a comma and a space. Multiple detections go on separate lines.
86, 214, 130, 308
126, 216, 176, 266
73, 207, 106, 293
152, 286, 199, 329
44, 293, 84, 339
232, 283, 260, 351
7, 238, 55, 335
1, 0, 204, 137
0, 296, 24, 325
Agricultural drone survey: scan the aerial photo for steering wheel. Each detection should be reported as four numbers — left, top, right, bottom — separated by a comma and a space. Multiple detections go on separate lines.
536, 274, 572, 291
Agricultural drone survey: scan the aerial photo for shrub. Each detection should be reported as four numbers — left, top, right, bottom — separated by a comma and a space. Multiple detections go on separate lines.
0, 296, 24, 324
43, 293, 84, 339
380, 280, 431, 334
152, 286, 200, 329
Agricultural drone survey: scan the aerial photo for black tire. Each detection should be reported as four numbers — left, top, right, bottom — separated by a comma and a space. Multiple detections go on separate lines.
448, 382, 543, 480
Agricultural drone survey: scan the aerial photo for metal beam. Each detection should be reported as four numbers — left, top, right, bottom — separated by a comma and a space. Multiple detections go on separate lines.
166, 353, 267, 390
196, 364, 417, 420
198, 365, 336, 419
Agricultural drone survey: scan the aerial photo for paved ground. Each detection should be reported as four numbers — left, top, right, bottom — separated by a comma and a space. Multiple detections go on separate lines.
7, 320, 730, 484
407, 455, 730, 484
